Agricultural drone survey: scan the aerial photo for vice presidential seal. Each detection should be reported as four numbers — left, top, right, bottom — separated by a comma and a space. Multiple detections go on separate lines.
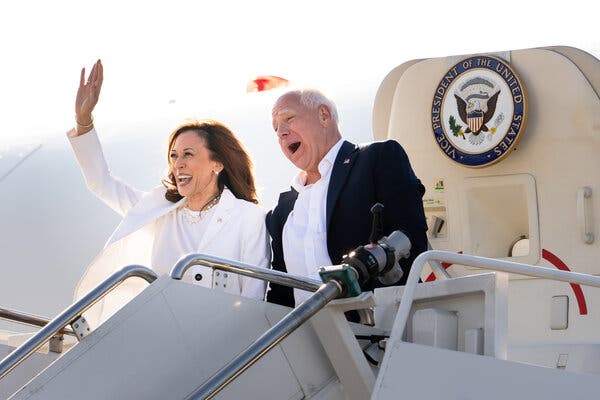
431, 55, 527, 167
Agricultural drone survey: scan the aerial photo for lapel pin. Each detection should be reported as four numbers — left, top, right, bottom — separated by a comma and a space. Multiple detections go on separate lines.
343, 158, 350, 164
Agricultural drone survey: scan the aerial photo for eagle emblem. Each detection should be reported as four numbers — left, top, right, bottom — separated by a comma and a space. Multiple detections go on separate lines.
454, 77, 500, 145
430, 54, 527, 167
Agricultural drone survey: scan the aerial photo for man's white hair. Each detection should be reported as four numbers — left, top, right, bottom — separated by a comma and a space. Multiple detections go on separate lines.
295, 89, 340, 125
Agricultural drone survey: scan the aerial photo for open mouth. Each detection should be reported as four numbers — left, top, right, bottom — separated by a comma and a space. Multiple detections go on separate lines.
288, 142, 301, 154
177, 174, 192, 186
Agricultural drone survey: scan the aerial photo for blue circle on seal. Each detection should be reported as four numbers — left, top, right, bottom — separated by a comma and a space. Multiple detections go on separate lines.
431, 55, 527, 167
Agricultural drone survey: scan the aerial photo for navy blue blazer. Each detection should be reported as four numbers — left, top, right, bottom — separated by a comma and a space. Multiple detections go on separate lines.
266, 140, 428, 307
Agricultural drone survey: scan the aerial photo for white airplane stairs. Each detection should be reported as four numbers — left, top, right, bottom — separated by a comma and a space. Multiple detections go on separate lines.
2, 251, 600, 399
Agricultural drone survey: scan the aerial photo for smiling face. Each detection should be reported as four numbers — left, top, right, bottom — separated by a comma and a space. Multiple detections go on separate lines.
169, 130, 222, 208
272, 92, 337, 183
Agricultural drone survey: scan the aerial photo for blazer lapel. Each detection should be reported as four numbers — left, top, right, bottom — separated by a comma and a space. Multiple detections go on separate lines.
196, 188, 235, 250
326, 141, 358, 230
107, 186, 184, 246
279, 189, 298, 219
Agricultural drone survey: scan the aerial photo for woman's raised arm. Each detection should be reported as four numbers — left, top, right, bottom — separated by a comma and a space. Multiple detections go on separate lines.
75, 59, 103, 136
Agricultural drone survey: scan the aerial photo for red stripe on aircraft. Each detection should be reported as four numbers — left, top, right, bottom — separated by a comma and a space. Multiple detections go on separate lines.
542, 249, 588, 315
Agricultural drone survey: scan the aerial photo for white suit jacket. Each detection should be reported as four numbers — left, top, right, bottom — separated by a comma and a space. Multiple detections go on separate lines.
68, 129, 270, 326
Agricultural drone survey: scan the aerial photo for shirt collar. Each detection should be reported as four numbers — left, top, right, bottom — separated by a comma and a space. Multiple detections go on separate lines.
290, 139, 343, 192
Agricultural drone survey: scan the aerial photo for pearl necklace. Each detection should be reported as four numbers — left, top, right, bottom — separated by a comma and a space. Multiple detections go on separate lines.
181, 193, 221, 224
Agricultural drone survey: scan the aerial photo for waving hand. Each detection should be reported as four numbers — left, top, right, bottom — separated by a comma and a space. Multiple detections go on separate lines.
75, 59, 103, 135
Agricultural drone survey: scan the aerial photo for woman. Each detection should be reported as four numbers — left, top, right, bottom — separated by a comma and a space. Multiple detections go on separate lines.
70, 60, 269, 325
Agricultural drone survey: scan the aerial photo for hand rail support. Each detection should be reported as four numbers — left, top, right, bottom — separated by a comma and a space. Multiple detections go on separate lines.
0, 307, 76, 337
0, 265, 157, 380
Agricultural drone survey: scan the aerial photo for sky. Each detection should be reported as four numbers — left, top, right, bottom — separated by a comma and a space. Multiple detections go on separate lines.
1, 0, 599, 146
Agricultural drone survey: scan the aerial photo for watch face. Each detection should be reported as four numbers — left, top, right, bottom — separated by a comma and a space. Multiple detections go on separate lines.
431, 55, 527, 168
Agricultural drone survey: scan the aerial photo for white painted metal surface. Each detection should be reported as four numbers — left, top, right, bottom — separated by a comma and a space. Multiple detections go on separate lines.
8, 277, 343, 400
311, 293, 378, 400
376, 272, 509, 358
0, 344, 58, 400
372, 342, 600, 399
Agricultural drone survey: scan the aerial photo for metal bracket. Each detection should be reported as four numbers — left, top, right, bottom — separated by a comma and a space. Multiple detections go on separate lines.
212, 270, 228, 291
70, 316, 91, 341
319, 265, 361, 298
49, 334, 64, 353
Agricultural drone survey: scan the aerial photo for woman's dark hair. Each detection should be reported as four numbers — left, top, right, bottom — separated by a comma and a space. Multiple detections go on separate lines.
162, 120, 258, 204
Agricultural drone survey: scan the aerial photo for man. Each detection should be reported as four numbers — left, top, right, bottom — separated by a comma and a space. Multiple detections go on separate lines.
266, 89, 427, 307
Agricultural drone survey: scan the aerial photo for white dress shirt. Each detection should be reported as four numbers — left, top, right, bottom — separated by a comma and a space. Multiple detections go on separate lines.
282, 139, 343, 304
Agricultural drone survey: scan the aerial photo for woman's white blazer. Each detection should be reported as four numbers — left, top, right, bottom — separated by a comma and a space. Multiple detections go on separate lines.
68, 129, 270, 326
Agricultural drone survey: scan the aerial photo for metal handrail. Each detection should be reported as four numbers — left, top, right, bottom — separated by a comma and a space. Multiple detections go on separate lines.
394, 250, 600, 339
426, 240, 452, 280
186, 280, 342, 400
428, 259, 451, 280
0, 265, 157, 380
171, 254, 346, 399
0, 307, 76, 337
170, 253, 323, 293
